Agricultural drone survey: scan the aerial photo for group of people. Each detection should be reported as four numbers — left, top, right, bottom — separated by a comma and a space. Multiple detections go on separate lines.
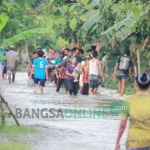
29, 46, 105, 97
1, 45, 150, 99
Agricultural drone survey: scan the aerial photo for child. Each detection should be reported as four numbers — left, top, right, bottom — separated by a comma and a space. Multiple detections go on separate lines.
72, 63, 82, 82
30, 50, 49, 94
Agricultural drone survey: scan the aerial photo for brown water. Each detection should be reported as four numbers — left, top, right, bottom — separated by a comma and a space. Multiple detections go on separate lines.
2, 72, 129, 150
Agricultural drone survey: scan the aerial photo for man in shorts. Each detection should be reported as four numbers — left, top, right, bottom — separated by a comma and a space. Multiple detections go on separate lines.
88, 51, 105, 97
113, 49, 133, 97
30, 50, 49, 94
5, 45, 19, 84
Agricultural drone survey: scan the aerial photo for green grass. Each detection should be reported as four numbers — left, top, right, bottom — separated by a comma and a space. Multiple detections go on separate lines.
0, 124, 40, 134
0, 125, 40, 150
0, 141, 31, 150
102, 77, 136, 95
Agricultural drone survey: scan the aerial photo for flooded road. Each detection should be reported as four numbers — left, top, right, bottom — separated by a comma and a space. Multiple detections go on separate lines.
3, 72, 129, 150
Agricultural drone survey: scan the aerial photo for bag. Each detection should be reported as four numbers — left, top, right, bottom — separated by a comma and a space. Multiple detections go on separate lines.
116, 70, 125, 78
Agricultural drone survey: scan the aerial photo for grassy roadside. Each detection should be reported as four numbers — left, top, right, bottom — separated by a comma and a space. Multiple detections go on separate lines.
0, 124, 40, 150
0, 124, 39, 134
0, 141, 31, 150
102, 77, 136, 95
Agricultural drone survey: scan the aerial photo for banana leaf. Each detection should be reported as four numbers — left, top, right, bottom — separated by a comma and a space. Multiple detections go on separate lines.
0, 13, 9, 32
0, 28, 50, 47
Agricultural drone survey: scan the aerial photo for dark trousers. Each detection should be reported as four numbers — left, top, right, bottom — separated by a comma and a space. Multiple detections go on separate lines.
64, 79, 68, 91
82, 83, 89, 95
56, 78, 68, 92
68, 80, 78, 96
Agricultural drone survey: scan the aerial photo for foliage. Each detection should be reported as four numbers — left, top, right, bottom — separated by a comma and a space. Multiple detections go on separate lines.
0, 124, 39, 134
0, 28, 51, 47
0, 13, 9, 32
0, 141, 31, 150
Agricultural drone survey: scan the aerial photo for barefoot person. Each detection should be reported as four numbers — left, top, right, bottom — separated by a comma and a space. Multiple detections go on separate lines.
88, 51, 105, 96
113, 49, 133, 97
115, 73, 150, 150
30, 50, 49, 94
5, 45, 19, 84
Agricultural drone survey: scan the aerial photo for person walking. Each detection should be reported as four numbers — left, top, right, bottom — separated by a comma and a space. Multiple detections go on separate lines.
66, 57, 78, 98
88, 51, 105, 96
5, 45, 19, 84
115, 72, 150, 150
30, 50, 49, 94
113, 49, 133, 97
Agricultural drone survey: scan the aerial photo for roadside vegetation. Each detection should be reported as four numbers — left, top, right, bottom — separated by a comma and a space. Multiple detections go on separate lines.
0, 124, 40, 150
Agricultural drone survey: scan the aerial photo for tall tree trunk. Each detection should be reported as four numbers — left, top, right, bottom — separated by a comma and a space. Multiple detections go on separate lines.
69, 28, 76, 48
137, 49, 141, 74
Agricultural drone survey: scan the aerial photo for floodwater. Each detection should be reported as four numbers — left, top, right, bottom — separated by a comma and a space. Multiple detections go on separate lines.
2, 72, 129, 150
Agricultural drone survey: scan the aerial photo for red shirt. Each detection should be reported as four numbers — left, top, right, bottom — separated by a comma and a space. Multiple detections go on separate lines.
82, 66, 89, 83
59, 66, 68, 79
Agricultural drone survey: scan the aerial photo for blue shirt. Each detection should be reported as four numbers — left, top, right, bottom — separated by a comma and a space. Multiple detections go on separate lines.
0, 49, 6, 64
33, 58, 48, 79
55, 57, 63, 65
74, 55, 81, 64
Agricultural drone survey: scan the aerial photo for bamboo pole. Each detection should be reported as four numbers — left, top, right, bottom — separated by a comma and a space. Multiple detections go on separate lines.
0, 94, 20, 126
0, 64, 5, 126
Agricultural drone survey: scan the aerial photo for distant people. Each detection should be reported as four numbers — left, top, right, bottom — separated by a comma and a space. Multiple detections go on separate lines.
72, 47, 81, 64
54, 52, 64, 65
5, 45, 19, 84
0, 48, 7, 79
79, 49, 85, 62
115, 73, 150, 150
91, 45, 96, 52
63, 48, 69, 60
88, 51, 105, 96
58, 50, 73, 67
113, 49, 133, 97
30, 50, 49, 94
86, 49, 92, 59
48, 48, 58, 61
